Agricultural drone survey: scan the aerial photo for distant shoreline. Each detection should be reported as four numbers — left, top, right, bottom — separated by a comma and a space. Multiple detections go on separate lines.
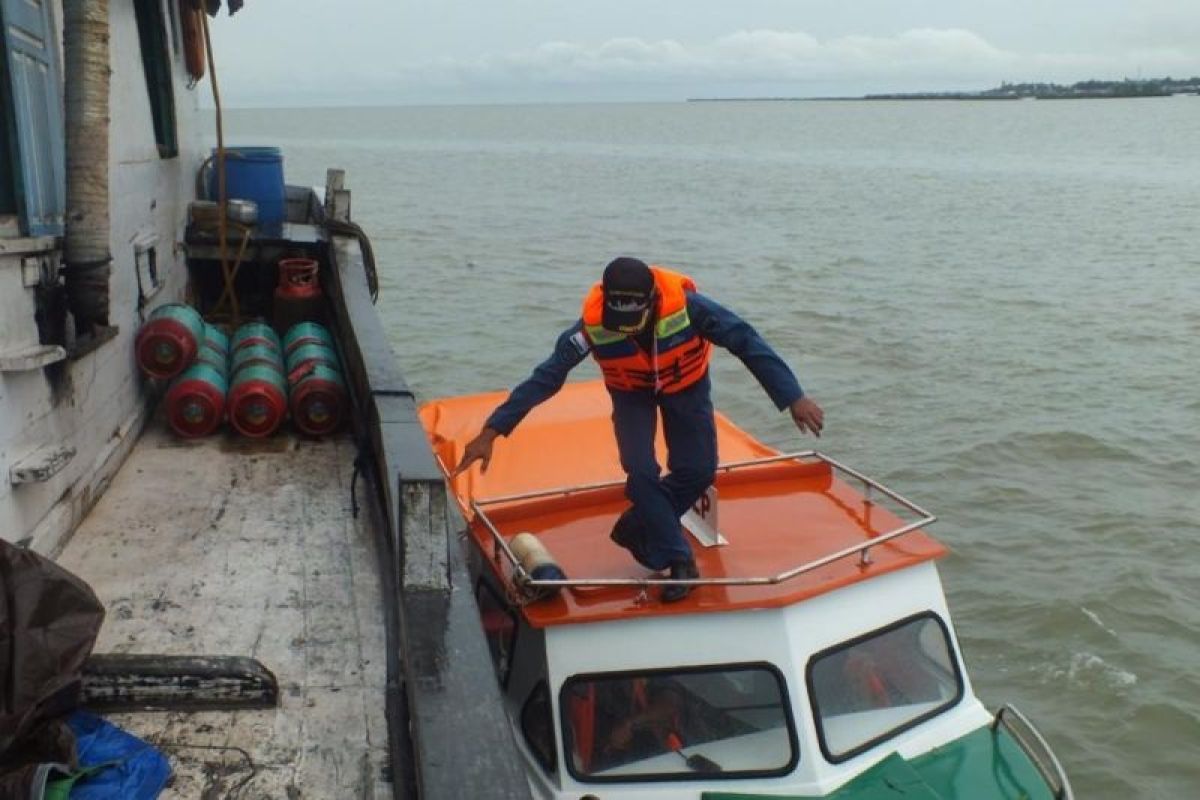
686, 96, 1019, 102
688, 92, 1191, 103
688, 76, 1200, 103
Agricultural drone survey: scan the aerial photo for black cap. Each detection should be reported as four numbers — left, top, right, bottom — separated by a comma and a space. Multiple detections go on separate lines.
601, 257, 654, 332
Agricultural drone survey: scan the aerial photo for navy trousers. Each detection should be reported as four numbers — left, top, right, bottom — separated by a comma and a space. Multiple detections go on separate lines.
609, 375, 718, 570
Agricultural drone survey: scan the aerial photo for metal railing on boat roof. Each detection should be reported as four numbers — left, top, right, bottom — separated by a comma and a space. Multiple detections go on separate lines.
470, 451, 937, 592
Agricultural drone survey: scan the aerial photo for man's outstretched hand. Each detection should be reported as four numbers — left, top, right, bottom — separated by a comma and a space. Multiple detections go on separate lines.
452, 427, 500, 476
789, 396, 824, 437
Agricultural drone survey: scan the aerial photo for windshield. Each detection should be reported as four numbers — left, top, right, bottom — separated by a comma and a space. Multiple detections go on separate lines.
809, 613, 963, 761
561, 664, 797, 782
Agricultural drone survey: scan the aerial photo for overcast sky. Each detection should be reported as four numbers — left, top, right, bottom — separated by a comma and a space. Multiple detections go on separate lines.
207, 0, 1200, 106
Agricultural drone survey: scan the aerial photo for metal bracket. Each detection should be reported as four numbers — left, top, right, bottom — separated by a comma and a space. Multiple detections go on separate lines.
9, 444, 75, 484
0, 344, 68, 372
680, 485, 727, 547
21, 256, 41, 287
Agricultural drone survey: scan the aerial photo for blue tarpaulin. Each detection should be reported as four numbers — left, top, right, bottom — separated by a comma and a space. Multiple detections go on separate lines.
65, 712, 171, 799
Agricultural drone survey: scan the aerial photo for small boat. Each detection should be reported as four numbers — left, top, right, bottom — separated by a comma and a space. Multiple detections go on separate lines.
422, 380, 1073, 799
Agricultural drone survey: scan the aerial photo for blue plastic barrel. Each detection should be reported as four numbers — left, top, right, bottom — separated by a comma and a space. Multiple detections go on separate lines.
207, 146, 286, 225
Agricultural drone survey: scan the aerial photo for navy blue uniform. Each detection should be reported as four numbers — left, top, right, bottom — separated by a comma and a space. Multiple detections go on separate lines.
486, 292, 805, 569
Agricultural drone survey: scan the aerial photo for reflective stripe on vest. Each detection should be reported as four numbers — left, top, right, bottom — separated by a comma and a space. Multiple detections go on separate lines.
580, 266, 712, 394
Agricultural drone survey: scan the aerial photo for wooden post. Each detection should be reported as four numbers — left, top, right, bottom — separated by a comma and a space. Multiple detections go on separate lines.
325, 168, 351, 222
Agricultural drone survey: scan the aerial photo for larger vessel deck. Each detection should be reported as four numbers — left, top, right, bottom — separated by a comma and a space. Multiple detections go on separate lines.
56, 418, 390, 798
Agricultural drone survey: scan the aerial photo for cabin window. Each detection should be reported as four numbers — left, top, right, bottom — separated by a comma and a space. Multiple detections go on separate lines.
807, 612, 964, 763
560, 663, 797, 783
520, 681, 557, 775
475, 580, 517, 686
133, 0, 178, 158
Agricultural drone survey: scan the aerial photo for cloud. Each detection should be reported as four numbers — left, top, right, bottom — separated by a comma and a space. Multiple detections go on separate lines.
446, 37, 699, 85
215, 25, 1200, 106
713, 28, 1004, 73
712, 28, 1010, 80
401, 27, 1200, 91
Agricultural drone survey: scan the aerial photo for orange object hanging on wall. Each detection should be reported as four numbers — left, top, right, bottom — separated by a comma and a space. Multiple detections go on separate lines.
179, 1, 206, 82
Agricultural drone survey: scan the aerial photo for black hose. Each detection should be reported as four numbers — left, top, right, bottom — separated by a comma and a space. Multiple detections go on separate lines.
324, 218, 379, 303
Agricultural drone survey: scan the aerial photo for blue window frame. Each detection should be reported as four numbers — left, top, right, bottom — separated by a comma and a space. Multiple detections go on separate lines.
1, 0, 66, 236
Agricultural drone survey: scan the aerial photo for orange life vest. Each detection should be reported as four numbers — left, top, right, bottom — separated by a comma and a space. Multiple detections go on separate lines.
631, 677, 685, 752
581, 266, 712, 394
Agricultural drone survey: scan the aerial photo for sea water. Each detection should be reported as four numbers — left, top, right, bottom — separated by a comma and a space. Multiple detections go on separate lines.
228, 97, 1200, 798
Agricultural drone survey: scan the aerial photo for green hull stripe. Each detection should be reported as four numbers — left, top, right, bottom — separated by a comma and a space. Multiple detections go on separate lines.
702, 725, 1057, 800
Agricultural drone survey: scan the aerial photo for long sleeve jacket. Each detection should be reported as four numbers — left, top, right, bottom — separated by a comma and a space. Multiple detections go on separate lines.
485, 292, 805, 436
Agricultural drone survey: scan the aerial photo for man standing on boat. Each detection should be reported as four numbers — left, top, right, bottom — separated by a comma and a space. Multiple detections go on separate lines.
453, 257, 823, 601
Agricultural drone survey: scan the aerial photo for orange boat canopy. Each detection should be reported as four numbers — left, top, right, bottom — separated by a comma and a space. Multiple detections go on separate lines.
419, 380, 946, 626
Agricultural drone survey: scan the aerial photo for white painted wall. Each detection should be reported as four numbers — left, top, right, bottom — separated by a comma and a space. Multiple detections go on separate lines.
0, 0, 206, 551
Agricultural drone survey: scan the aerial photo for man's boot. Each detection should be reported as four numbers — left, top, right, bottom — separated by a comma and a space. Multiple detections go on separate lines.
610, 507, 656, 570
661, 557, 699, 603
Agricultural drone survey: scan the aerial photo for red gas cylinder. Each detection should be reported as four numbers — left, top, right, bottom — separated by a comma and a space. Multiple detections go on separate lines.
274, 258, 323, 331
135, 303, 205, 379
285, 343, 339, 379
289, 363, 346, 436
228, 365, 288, 437
231, 344, 285, 375
283, 321, 334, 355
166, 364, 227, 438
231, 322, 282, 354
276, 258, 320, 299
